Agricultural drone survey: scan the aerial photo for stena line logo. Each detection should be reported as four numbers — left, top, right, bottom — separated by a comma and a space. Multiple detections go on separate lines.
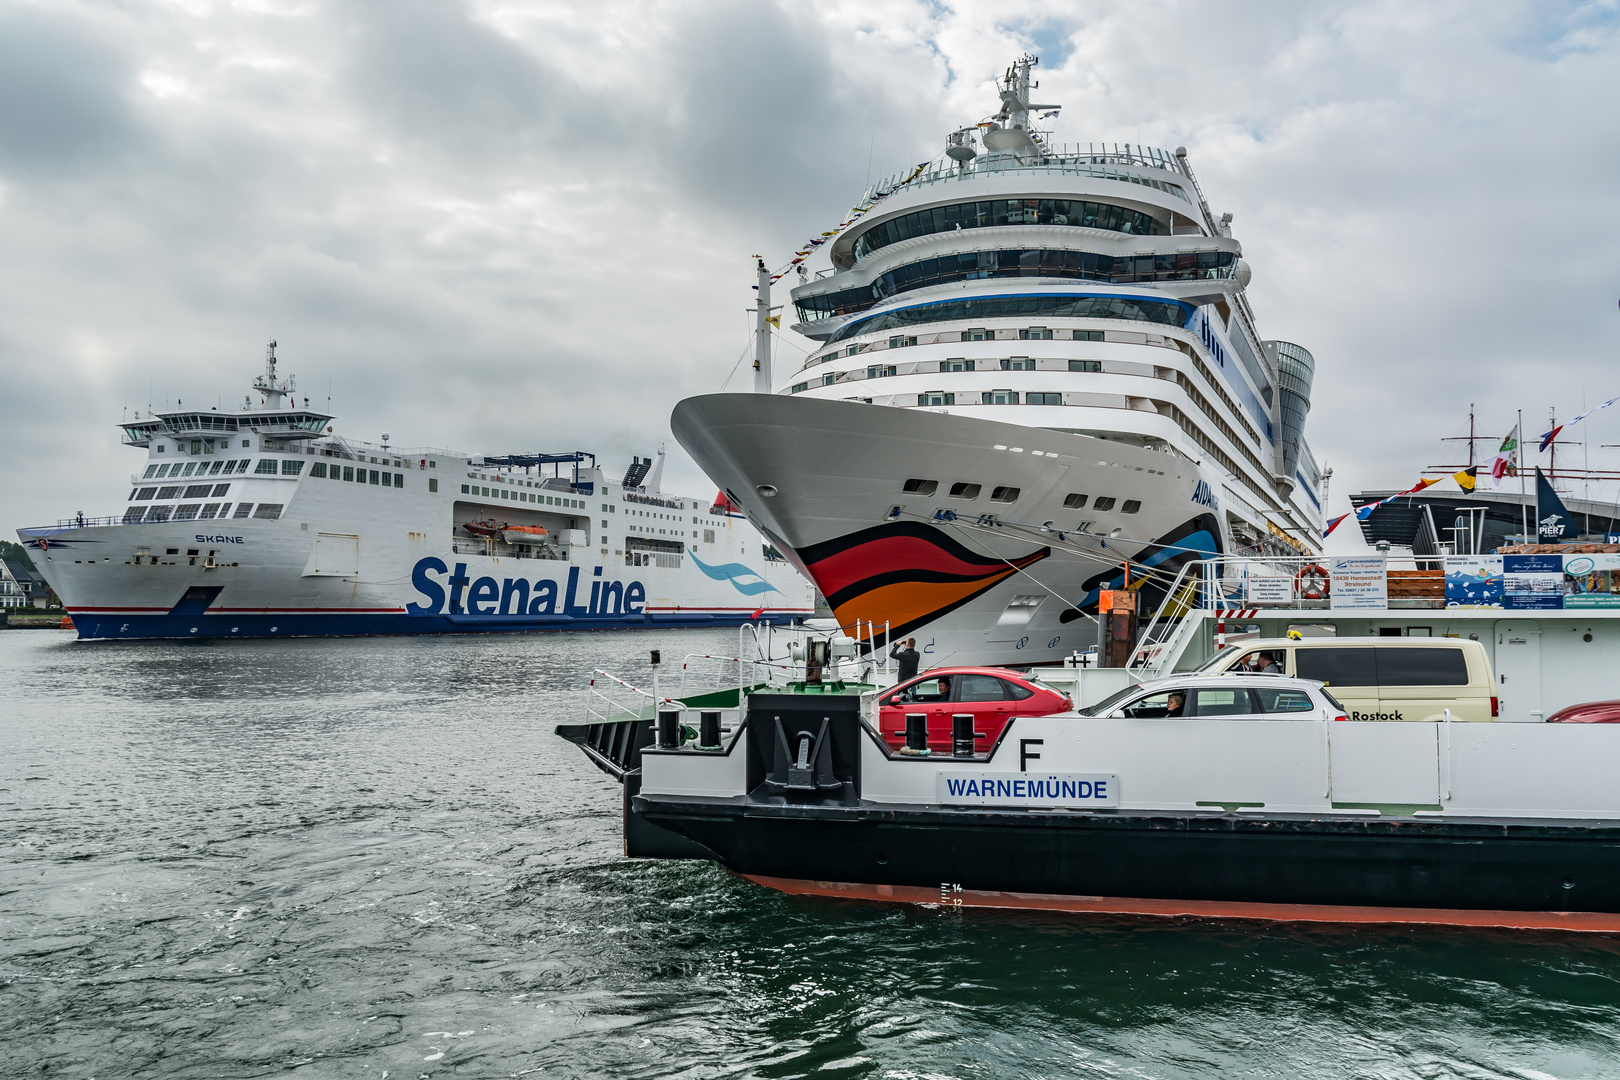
405, 558, 646, 617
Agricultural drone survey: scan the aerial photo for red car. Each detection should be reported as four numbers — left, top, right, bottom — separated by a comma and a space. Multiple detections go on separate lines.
876, 667, 1073, 754
1546, 700, 1620, 723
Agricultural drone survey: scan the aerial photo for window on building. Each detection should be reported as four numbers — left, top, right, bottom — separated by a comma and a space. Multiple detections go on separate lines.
156, 486, 181, 499
961, 328, 993, 341
982, 390, 1019, 405
902, 478, 938, 496
704, 529, 716, 544
282, 460, 304, 476
917, 391, 954, 406
949, 482, 981, 499
199, 503, 220, 519
174, 504, 201, 521
144, 465, 159, 478
791, 382, 808, 394
1064, 493, 1088, 508
394, 474, 403, 489
1121, 500, 1141, 514
991, 486, 1021, 502
888, 335, 918, 348
135, 487, 157, 500
182, 462, 198, 477
1069, 359, 1102, 373
823, 373, 836, 386
208, 460, 225, 475
845, 344, 860, 356
940, 358, 974, 372
123, 508, 144, 524
311, 462, 327, 478
1000, 357, 1033, 371
254, 459, 278, 474
1026, 392, 1062, 405
183, 484, 212, 499
1075, 329, 1104, 341
367, 470, 379, 485
461, 483, 470, 494
1020, 327, 1053, 340
253, 503, 283, 519
866, 364, 897, 379
145, 505, 173, 522
1093, 496, 1117, 511
235, 459, 251, 473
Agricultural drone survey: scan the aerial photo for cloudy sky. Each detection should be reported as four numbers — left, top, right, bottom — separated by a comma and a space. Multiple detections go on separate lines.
3, 0, 1618, 550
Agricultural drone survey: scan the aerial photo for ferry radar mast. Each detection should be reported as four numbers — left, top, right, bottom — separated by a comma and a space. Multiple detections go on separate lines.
252, 338, 296, 409
753, 258, 774, 394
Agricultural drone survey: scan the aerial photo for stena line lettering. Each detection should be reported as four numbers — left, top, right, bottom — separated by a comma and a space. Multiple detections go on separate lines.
405, 557, 646, 618
936, 772, 1120, 809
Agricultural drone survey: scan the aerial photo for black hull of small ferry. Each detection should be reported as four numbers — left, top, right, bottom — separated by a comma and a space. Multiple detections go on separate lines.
628, 789, 1620, 925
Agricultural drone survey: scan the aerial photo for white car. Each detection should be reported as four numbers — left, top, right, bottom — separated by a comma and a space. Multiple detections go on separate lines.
1078, 674, 1349, 721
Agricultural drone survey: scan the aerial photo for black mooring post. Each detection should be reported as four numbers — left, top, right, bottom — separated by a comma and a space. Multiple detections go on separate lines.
698, 710, 722, 750
904, 713, 928, 753
952, 713, 977, 757
656, 708, 681, 750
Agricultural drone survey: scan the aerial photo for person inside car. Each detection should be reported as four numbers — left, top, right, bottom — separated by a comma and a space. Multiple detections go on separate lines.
1165, 690, 1187, 717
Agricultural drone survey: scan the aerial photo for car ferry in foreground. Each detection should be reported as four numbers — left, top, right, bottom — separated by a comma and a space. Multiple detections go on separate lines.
18, 344, 814, 640
674, 55, 1326, 669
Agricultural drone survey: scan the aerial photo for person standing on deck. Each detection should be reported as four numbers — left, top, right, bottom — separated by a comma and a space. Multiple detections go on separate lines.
889, 637, 920, 680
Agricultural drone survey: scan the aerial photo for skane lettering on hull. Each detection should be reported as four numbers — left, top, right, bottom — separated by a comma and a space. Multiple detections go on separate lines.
405, 557, 646, 617
937, 772, 1120, 808
196, 535, 245, 544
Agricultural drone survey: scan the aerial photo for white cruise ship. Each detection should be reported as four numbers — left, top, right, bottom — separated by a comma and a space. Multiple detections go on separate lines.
672, 56, 1324, 667
19, 344, 814, 640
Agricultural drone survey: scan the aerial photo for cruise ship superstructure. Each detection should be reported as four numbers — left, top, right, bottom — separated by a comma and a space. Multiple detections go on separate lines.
20, 344, 814, 639
673, 56, 1324, 666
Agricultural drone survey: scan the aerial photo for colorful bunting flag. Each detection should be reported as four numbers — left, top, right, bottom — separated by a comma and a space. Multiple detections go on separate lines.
1490, 425, 1518, 481
1538, 395, 1620, 452
1453, 466, 1478, 492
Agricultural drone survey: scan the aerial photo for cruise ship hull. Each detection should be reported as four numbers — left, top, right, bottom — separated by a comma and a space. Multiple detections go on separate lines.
672, 393, 1225, 666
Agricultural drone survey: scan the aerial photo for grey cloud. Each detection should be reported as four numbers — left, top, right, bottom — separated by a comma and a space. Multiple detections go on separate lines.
0, 5, 139, 174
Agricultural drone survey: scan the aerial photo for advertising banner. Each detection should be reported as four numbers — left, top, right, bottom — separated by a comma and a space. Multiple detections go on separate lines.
1503, 554, 1564, 610
1444, 555, 1504, 608
1329, 556, 1387, 609
1563, 553, 1620, 608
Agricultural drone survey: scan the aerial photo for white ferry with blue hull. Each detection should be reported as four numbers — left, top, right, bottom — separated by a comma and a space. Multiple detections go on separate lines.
19, 345, 815, 640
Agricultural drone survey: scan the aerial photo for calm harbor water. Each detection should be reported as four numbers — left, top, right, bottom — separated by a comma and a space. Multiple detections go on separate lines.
4, 628, 1620, 1079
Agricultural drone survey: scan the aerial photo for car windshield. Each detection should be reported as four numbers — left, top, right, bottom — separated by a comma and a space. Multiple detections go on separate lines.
1191, 647, 1242, 672
1078, 684, 1162, 716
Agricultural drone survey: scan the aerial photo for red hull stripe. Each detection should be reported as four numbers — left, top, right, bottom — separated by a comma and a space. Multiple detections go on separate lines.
738, 874, 1620, 934
810, 535, 1018, 597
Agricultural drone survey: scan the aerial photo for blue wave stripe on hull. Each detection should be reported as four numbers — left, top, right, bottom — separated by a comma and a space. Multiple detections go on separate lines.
66, 611, 802, 640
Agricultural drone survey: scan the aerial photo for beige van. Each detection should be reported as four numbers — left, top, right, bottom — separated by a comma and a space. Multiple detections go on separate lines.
1196, 637, 1497, 722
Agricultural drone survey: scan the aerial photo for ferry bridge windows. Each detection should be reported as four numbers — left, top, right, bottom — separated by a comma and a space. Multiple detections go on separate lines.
241, 440, 250, 448
281, 460, 304, 476
134, 487, 157, 501
1075, 330, 1104, 342
1026, 392, 1063, 405
1122, 500, 1141, 514
940, 359, 974, 372
199, 503, 222, 519
950, 482, 981, 500
181, 462, 198, 477
253, 504, 284, 520
144, 506, 173, 523
254, 459, 278, 475
1000, 358, 1033, 371
1064, 493, 1088, 508
174, 504, 201, 522
1093, 497, 1117, 511
982, 390, 1019, 405
918, 391, 955, 407
143, 465, 159, 478
1020, 327, 1053, 340
122, 508, 144, 524
232, 503, 254, 519
156, 485, 181, 500
183, 484, 213, 499
311, 462, 327, 478
902, 479, 938, 496
1070, 360, 1102, 373
207, 460, 224, 476
851, 198, 1169, 262
991, 486, 1021, 503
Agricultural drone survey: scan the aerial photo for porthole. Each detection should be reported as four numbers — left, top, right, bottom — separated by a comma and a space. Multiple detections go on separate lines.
756, 485, 778, 498
1121, 500, 1141, 514
991, 486, 1021, 503
949, 482, 981, 499
1063, 493, 1087, 509
1094, 496, 1117, 511
902, 478, 938, 496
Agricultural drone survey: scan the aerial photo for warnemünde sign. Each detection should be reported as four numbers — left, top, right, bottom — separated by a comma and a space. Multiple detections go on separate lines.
937, 773, 1120, 808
